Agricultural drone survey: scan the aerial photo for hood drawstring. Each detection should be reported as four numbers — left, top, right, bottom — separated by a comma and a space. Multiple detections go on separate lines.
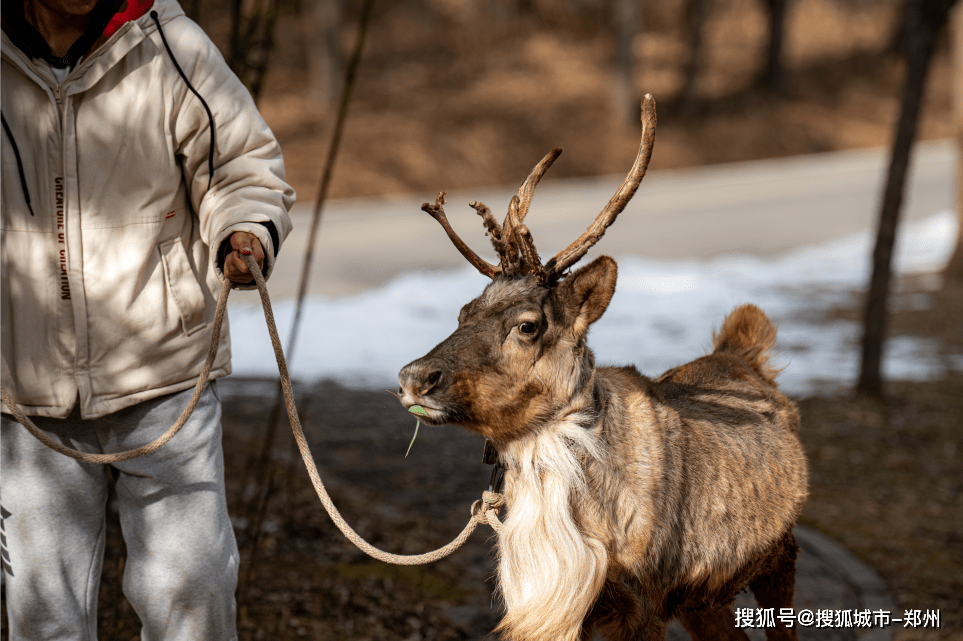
150, 10, 216, 191
1, 112, 36, 216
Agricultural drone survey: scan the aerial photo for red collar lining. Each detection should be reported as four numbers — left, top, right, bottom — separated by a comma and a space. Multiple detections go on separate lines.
104, 0, 155, 39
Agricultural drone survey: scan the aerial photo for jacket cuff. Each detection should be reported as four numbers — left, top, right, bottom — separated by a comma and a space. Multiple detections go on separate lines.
215, 221, 279, 289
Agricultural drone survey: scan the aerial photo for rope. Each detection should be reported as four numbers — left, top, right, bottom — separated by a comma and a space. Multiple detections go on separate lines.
0, 253, 504, 564
239, 253, 503, 562
237, 0, 376, 562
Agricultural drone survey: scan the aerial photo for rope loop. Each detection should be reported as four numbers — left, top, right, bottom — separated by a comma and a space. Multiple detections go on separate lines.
472, 491, 504, 532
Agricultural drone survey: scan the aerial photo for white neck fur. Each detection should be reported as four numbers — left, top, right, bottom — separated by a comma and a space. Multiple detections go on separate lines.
495, 412, 608, 641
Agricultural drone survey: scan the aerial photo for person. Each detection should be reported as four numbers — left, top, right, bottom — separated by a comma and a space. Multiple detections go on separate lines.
0, 0, 295, 637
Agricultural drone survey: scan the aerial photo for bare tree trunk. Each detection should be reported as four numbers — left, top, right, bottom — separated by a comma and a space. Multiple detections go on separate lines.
761, 0, 788, 94
858, 0, 958, 397
612, 0, 641, 125
228, 0, 285, 103
944, 3, 963, 280
230, 0, 244, 73
890, 0, 912, 55
679, 0, 707, 108
182, 0, 202, 22
304, 0, 344, 109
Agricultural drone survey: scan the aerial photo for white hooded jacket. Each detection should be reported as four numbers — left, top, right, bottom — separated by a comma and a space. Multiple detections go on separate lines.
1, 0, 295, 419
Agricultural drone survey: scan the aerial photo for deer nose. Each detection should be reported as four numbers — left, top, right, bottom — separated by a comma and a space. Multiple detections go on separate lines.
398, 359, 448, 398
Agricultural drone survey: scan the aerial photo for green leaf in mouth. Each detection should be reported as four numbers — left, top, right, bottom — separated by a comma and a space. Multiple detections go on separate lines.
408, 404, 429, 417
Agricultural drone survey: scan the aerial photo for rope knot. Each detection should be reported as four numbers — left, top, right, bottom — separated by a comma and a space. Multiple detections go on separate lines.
482, 490, 504, 508
472, 491, 505, 531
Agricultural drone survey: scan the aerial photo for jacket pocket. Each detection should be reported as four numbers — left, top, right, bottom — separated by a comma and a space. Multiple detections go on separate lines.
159, 239, 207, 336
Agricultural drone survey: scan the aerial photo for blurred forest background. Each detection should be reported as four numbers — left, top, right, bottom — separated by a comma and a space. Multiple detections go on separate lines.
184, 0, 956, 200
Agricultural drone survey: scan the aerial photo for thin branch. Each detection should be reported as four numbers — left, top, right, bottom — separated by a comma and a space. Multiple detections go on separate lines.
235, 0, 375, 611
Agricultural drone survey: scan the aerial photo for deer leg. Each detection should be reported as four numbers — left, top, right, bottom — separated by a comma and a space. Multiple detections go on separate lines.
581, 579, 667, 641
582, 579, 642, 641
677, 605, 751, 641
749, 531, 799, 641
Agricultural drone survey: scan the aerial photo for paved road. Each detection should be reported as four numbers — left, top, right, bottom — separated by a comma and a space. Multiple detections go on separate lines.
264, 140, 955, 299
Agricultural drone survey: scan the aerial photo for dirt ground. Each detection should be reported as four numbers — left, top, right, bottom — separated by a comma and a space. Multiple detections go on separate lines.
798, 277, 963, 641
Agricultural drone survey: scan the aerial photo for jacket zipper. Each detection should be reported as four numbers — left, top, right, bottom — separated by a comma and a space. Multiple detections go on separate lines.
3, 38, 64, 105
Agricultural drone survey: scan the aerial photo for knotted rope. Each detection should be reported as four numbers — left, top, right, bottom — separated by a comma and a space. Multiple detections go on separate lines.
0, 253, 503, 564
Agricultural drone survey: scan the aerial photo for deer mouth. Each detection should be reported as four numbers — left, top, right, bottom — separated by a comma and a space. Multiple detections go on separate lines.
401, 401, 450, 426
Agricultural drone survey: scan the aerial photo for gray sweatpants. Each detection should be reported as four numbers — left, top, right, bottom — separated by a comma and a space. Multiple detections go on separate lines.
0, 383, 239, 641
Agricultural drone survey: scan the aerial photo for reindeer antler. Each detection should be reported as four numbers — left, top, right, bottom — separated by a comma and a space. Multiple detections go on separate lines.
422, 193, 501, 279
515, 147, 563, 226
544, 94, 657, 280
470, 200, 518, 276
508, 147, 562, 278
421, 95, 657, 284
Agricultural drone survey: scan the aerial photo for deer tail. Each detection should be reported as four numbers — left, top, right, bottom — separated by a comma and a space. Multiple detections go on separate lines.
712, 304, 780, 381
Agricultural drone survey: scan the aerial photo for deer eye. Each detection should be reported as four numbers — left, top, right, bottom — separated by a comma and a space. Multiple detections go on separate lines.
519, 321, 538, 335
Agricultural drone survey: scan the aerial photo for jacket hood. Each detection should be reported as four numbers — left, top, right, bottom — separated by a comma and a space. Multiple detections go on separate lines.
105, 0, 156, 39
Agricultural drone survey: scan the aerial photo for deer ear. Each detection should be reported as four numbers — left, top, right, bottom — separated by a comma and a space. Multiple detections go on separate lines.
556, 255, 618, 337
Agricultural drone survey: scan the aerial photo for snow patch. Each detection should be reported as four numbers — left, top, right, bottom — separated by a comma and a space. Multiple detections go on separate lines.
228, 211, 960, 396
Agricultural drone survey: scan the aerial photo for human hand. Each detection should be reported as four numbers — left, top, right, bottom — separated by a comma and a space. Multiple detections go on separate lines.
223, 231, 265, 284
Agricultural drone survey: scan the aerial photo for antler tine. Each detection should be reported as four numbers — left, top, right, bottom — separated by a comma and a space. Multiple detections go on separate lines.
515, 224, 543, 280
422, 192, 501, 279
504, 195, 543, 277
515, 148, 563, 225
546, 95, 657, 279
497, 196, 522, 276
470, 200, 514, 266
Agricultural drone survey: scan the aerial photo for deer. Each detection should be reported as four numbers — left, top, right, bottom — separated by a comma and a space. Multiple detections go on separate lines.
397, 95, 809, 641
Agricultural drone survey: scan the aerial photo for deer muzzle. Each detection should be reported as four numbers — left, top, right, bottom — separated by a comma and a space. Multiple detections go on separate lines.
397, 358, 451, 423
